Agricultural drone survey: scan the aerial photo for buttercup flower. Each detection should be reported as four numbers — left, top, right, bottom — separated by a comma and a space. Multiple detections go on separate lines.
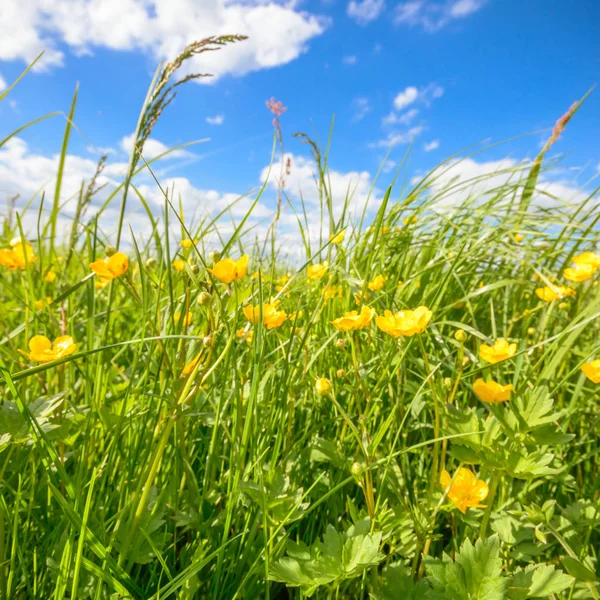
276, 274, 291, 292
0, 240, 36, 270
315, 377, 332, 396
473, 379, 512, 404
236, 328, 254, 343
573, 252, 600, 269
582, 360, 600, 383
323, 285, 343, 300
174, 311, 193, 327
307, 262, 328, 280
535, 285, 576, 302
331, 306, 375, 331
25, 335, 77, 363
181, 239, 198, 249
514, 233, 525, 243
354, 291, 371, 305
90, 252, 129, 280
479, 338, 517, 364
564, 263, 595, 282
368, 274, 386, 291
440, 468, 488, 514
375, 306, 432, 337
330, 230, 345, 244
243, 302, 287, 329
172, 259, 186, 271
403, 216, 417, 226
208, 255, 249, 284
44, 270, 57, 283
35, 297, 52, 311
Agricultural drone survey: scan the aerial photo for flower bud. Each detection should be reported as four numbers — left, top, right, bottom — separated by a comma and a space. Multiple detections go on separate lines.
145, 257, 157, 269
454, 329, 467, 343
315, 377, 332, 396
197, 291, 212, 305
208, 249, 221, 265
558, 302, 568, 310
336, 368, 345, 378
190, 264, 200, 274
350, 462, 363, 476
527, 327, 537, 336
105, 245, 117, 257
335, 339, 346, 349
203, 335, 213, 347
443, 377, 453, 390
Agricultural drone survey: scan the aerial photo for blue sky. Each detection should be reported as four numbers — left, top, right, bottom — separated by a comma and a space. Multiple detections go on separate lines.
0, 0, 598, 248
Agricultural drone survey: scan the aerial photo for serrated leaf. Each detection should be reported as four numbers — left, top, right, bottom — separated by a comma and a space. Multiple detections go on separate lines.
509, 563, 574, 599
561, 556, 597, 583
370, 562, 430, 600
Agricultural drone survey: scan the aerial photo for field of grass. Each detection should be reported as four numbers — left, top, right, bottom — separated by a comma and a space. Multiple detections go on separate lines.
1, 41, 600, 599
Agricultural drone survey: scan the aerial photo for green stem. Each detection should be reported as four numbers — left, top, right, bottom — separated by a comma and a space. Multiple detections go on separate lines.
480, 471, 500, 539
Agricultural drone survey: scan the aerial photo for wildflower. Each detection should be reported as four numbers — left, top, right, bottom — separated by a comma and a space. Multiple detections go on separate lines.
307, 262, 328, 280
237, 328, 254, 343
548, 101, 578, 148
35, 297, 52, 311
368, 226, 389, 234
243, 302, 287, 329
473, 379, 512, 404
182, 354, 201, 376
514, 233, 525, 243
266, 97, 287, 118
181, 239, 198, 249
454, 329, 468, 342
582, 360, 600, 384
44, 270, 57, 283
368, 274, 386, 291
375, 306, 432, 337
90, 252, 129, 280
564, 263, 595, 282
208, 255, 249, 284
479, 339, 517, 364
573, 252, 600, 269
315, 377, 332, 396
403, 216, 417, 226
323, 285, 343, 300
440, 468, 488, 514
174, 311, 193, 327
276, 274, 291, 292
25, 335, 77, 363
535, 285, 576, 302
288, 310, 303, 324
0, 240, 36, 270
330, 230, 345, 244
331, 306, 375, 331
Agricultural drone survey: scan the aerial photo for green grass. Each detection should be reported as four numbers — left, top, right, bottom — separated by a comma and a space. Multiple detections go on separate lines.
0, 43, 599, 599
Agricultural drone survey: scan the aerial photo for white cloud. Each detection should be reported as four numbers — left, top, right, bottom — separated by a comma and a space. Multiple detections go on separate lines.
382, 159, 396, 173
206, 114, 224, 126
0, 0, 329, 79
393, 86, 419, 110
343, 55, 358, 65
351, 97, 371, 123
382, 108, 419, 126
394, 0, 485, 32
347, 0, 386, 25
424, 139, 439, 151
119, 133, 194, 160
0, 74, 6, 91
369, 125, 424, 148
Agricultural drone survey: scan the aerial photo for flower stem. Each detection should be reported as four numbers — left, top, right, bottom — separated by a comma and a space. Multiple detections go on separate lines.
480, 471, 500, 539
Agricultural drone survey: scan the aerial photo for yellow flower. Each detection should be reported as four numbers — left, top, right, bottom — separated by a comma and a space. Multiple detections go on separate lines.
315, 377, 332, 396
174, 311, 193, 327
331, 306, 375, 331
182, 353, 201, 375
95, 278, 111, 290
375, 306, 432, 337
236, 328, 254, 343
276, 274, 291, 292
564, 263, 595, 282
35, 297, 52, 311
440, 468, 488, 514
479, 338, 517, 364
25, 335, 77, 363
44, 270, 57, 283
288, 310, 303, 324
403, 216, 417, 226
368, 274, 386, 291
307, 261, 328, 280
573, 252, 600, 269
514, 233, 525, 243
251, 270, 261, 280
323, 285, 343, 300
473, 379, 512, 404
90, 252, 129, 280
582, 360, 600, 384
181, 239, 198, 249
0, 241, 36, 270
173, 259, 186, 271
243, 302, 287, 329
208, 255, 249, 284
354, 290, 371, 305
535, 285, 576, 302
330, 230, 345, 244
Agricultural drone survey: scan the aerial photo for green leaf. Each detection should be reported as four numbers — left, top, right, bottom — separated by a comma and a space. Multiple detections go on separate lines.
561, 556, 597, 583
425, 535, 508, 600
509, 563, 574, 599
370, 563, 430, 600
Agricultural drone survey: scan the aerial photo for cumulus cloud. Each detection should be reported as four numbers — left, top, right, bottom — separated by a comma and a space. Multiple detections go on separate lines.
382, 108, 419, 126
343, 55, 358, 65
0, 0, 329, 79
370, 125, 424, 148
119, 133, 196, 160
351, 97, 371, 123
393, 86, 419, 110
0, 74, 6, 91
347, 0, 386, 25
424, 139, 439, 151
206, 115, 224, 126
394, 0, 485, 32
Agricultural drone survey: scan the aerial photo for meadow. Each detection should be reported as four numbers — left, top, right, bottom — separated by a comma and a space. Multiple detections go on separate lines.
1, 37, 599, 599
